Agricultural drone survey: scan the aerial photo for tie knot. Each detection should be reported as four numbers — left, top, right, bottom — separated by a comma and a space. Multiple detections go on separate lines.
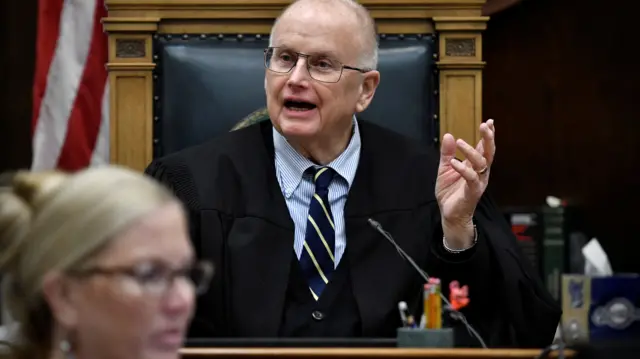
312, 167, 335, 190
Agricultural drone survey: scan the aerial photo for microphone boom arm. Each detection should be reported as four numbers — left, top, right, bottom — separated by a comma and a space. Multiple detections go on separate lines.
367, 218, 488, 349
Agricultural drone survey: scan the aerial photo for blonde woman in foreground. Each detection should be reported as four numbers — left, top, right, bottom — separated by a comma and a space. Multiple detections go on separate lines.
0, 166, 213, 359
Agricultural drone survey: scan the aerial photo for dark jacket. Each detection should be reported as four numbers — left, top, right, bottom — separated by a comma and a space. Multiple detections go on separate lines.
146, 120, 561, 348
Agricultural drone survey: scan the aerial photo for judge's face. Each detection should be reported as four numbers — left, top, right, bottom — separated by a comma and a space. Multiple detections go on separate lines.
265, 3, 380, 144
57, 202, 199, 359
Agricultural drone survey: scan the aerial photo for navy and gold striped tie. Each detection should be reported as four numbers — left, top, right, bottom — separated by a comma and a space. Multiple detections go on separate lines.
299, 166, 336, 300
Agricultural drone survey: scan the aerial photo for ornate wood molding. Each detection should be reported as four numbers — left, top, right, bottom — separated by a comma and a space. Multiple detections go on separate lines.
106, 0, 487, 15
445, 38, 476, 57
115, 39, 146, 58
106, 0, 487, 34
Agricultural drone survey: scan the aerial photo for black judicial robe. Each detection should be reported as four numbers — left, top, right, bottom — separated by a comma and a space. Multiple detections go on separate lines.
145, 120, 561, 348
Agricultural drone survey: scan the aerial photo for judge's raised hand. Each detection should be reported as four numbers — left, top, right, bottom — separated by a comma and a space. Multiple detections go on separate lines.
435, 119, 496, 248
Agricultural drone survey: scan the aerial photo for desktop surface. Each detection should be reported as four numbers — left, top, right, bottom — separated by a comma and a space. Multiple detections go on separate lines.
183, 337, 640, 358
180, 347, 576, 358
185, 337, 397, 348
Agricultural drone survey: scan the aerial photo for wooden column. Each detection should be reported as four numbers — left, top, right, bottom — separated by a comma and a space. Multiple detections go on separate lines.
434, 17, 488, 152
103, 18, 158, 172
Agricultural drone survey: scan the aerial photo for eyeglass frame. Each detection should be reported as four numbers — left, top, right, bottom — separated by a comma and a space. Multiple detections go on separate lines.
263, 46, 370, 83
66, 260, 215, 296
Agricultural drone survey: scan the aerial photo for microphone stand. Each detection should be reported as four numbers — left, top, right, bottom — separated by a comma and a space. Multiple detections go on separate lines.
368, 218, 488, 349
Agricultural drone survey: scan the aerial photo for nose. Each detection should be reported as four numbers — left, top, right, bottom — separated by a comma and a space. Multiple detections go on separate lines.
162, 278, 194, 315
287, 56, 311, 86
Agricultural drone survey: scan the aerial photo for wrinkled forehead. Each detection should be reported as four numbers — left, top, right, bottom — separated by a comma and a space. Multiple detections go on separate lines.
271, 5, 362, 62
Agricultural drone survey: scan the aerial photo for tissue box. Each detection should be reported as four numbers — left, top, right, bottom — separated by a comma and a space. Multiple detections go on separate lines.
561, 274, 640, 344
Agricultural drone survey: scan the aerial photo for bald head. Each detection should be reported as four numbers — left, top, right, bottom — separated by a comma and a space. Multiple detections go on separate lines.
270, 0, 378, 70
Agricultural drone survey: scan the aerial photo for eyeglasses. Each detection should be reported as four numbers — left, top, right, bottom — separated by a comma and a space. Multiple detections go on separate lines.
264, 47, 369, 83
68, 260, 214, 296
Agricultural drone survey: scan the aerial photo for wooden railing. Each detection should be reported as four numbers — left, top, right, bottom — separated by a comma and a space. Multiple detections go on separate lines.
180, 347, 573, 359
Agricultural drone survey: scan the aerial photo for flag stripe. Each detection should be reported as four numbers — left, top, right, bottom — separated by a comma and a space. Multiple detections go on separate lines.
32, 0, 98, 170
31, 0, 65, 133
91, 82, 110, 167
31, 0, 110, 171
57, 1, 108, 170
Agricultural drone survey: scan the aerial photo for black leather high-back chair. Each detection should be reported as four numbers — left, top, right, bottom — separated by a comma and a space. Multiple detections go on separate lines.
153, 34, 438, 158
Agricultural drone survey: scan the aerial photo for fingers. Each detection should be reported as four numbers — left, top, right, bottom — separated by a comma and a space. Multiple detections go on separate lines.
440, 133, 457, 163
487, 118, 495, 133
449, 158, 480, 184
457, 138, 487, 173
479, 119, 496, 166
443, 118, 496, 173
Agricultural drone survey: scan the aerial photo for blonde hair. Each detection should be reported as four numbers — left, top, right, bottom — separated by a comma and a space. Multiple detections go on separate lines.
0, 166, 177, 359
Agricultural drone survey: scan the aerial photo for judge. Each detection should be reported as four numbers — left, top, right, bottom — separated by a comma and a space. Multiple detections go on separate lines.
146, 0, 561, 347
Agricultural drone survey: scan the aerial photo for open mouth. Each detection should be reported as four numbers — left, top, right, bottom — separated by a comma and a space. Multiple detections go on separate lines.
284, 100, 317, 112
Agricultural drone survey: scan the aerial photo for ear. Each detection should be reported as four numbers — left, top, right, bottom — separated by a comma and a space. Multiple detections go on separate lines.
41, 271, 80, 330
355, 70, 380, 113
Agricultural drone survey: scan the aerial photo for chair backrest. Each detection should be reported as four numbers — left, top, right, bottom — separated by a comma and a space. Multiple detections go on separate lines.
104, 0, 488, 171
154, 34, 436, 157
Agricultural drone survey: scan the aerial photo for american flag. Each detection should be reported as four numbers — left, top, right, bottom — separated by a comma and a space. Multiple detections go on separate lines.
31, 0, 109, 171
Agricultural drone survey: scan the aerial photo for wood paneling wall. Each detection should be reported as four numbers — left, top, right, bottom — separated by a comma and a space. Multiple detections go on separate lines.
484, 0, 638, 272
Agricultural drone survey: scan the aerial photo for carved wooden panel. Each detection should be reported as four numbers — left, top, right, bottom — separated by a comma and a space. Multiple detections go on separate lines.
445, 38, 476, 57
115, 39, 146, 58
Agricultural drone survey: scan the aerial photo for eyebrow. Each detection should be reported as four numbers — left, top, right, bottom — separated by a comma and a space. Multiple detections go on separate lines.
276, 45, 341, 59
126, 255, 196, 269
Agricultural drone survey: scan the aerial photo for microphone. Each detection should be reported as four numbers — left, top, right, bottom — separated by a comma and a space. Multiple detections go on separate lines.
367, 218, 488, 349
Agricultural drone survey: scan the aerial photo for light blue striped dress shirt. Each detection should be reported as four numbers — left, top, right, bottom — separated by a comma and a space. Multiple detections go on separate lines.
273, 118, 360, 267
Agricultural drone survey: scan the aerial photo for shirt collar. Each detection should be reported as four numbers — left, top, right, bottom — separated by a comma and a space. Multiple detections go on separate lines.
273, 116, 361, 198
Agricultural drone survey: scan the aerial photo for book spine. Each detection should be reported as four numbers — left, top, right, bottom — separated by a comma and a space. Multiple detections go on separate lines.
543, 206, 565, 301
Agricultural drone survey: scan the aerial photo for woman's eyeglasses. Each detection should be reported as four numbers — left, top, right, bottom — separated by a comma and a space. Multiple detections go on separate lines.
68, 260, 214, 296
